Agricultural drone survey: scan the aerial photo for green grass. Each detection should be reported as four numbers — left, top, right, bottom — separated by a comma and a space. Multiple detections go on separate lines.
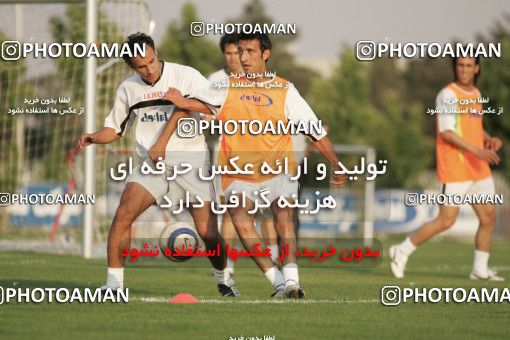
1, 238, 509, 340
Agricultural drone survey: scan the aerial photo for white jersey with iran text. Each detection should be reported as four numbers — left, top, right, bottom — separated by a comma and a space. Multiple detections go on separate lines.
104, 62, 210, 160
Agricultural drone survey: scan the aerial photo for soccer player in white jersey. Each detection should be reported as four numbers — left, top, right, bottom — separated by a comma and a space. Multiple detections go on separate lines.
166, 33, 348, 298
208, 34, 243, 87
390, 56, 504, 281
74, 33, 239, 296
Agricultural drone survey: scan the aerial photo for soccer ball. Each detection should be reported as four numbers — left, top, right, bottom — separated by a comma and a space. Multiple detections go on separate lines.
159, 222, 200, 262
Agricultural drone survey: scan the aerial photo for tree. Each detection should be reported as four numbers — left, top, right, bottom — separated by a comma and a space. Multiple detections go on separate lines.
309, 46, 377, 144
228, 0, 320, 97
158, 3, 222, 76
308, 46, 431, 188
402, 57, 452, 138
42, 4, 126, 181
478, 14, 510, 180
0, 31, 35, 193
50, 3, 124, 105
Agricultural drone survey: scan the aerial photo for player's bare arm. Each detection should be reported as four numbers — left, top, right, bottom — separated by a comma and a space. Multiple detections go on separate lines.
483, 131, 503, 151
440, 130, 500, 164
148, 110, 191, 162
311, 136, 348, 188
163, 87, 213, 115
75, 127, 121, 152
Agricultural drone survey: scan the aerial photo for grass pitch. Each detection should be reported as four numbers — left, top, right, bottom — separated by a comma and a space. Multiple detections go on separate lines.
1, 238, 509, 339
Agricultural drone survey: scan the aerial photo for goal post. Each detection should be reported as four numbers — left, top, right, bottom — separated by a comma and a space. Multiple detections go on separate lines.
83, 0, 97, 259
334, 144, 375, 245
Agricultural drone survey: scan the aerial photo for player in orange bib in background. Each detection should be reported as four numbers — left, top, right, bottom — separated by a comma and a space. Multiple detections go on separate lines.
390, 56, 504, 281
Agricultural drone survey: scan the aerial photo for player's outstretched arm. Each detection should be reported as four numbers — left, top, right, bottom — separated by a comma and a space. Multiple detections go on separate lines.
163, 87, 213, 115
75, 127, 120, 152
148, 110, 191, 162
312, 136, 348, 188
440, 130, 500, 164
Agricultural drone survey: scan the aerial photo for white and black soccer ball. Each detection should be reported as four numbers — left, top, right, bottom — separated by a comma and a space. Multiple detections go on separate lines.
159, 222, 200, 262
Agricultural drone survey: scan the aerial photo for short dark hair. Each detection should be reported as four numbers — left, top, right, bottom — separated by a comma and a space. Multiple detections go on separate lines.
122, 32, 155, 69
238, 33, 272, 53
452, 55, 481, 84
220, 33, 239, 53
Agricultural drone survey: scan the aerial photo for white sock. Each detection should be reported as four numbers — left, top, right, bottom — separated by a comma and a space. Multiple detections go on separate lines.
226, 245, 238, 274
264, 266, 285, 289
106, 267, 124, 289
226, 257, 235, 274
268, 244, 279, 264
213, 268, 230, 285
282, 263, 299, 287
399, 237, 417, 257
473, 250, 490, 273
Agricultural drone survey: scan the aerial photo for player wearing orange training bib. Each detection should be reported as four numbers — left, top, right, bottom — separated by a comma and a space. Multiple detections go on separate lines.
167, 33, 348, 298
390, 56, 504, 281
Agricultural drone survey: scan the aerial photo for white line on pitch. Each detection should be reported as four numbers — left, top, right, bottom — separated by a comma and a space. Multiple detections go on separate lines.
132, 297, 379, 304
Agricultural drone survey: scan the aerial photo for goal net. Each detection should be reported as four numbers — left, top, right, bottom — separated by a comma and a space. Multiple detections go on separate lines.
0, 0, 153, 255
